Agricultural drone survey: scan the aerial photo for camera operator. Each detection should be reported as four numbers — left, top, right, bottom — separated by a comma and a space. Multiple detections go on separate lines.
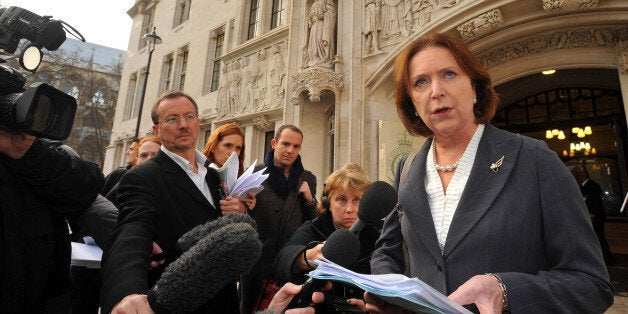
0, 128, 104, 313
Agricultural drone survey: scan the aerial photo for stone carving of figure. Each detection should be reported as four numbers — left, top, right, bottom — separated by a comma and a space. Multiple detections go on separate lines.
268, 45, 285, 108
364, 0, 382, 55
243, 56, 256, 113
255, 50, 267, 110
381, 0, 408, 38
228, 60, 241, 115
303, 0, 336, 68
217, 63, 228, 117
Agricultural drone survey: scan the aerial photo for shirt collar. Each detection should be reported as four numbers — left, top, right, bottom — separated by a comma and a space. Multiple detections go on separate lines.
160, 145, 207, 170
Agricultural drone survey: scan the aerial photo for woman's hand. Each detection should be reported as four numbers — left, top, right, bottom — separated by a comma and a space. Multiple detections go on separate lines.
364, 292, 410, 314
242, 193, 256, 210
448, 274, 504, 314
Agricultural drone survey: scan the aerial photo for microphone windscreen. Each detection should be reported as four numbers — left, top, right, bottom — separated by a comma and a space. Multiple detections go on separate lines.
149, 222, 262, 313
357, 180, 398, 224
321, 229, 360, 268
177, 213, 256, 252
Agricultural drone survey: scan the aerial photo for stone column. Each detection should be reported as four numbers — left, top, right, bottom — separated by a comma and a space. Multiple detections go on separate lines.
618, 40, 628, 126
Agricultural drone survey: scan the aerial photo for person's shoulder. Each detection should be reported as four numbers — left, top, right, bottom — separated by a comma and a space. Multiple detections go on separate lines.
301, 169, 317, 180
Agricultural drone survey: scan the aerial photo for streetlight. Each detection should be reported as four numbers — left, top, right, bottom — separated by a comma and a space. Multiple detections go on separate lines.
134, 27, 162, 140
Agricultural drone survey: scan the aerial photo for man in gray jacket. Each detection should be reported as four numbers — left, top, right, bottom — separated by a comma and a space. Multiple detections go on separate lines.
241, 125, 318, 313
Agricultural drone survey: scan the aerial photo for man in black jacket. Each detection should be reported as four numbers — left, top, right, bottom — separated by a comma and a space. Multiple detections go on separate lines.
572, 165, 615, 265
0, 130, 104, 313
101, 90, 245, 313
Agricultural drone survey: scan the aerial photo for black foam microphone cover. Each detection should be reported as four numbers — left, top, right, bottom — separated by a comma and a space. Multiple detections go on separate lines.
147, 222, 262, 313
350, 180, 398, 233
177, 213, 256, 252
287, 229, 360, 309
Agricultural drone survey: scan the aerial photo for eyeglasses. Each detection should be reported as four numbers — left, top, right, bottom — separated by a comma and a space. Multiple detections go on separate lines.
159, 113, 199, 125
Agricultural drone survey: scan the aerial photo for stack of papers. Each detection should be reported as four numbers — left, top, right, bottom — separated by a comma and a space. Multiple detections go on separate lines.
209, 151, 268, 199
71, 237, 102, 269
309, 259, 471, 314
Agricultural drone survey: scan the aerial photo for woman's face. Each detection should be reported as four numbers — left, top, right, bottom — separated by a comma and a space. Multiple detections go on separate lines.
212, 134, 243, 166
408, 46, 477, 138
329, 188, 362, 230
136, 141, 160, 165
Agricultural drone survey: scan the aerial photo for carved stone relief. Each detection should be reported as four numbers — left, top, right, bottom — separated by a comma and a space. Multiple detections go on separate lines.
376, 0, 463, 49
253, 115, 272, 131
215, 42, 288, 120
291, 68, 344, 103
364, 0, 383, 56
477, 27, 623, 70
542, 0, 599, 14
457, 9, 504, 40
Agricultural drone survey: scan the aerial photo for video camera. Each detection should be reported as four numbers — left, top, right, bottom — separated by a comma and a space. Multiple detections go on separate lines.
0, 6, 77, 140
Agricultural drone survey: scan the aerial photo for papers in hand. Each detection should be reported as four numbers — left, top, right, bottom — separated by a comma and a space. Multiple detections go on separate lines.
309, 259, 472, 314
209, 151, 268, 199
71, 237, 102, 269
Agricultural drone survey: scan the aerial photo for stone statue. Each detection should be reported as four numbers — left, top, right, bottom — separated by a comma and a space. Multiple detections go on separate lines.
228, 60, 241, 115
268, 44, 285, 107
303, 0, 336, 68
364, 0, 382, 55
217, 63, 228, 117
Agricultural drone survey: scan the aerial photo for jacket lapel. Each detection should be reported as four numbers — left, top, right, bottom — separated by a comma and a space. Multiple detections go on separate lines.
156, 151, 214, 210
399, 140, 442, 263
443, 124, 522, 258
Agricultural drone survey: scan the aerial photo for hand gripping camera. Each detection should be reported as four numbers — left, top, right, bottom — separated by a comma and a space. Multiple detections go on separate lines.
0, 6, 79, 140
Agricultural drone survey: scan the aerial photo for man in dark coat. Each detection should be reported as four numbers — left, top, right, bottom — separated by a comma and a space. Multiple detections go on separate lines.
101, 90, 245, 313
240, 125, 318, 313
101, 138, 138, 195
572, 165, 615, 265
0, 132, 103, 313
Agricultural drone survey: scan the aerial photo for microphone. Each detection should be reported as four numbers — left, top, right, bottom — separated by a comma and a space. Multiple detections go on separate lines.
349, 180, 398, 233
177, 213, 256, 252
287, 229, 360, 309
147, 222, 262, 313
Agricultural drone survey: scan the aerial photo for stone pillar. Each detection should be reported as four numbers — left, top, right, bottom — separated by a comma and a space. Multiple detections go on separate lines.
618, 40, 628, 126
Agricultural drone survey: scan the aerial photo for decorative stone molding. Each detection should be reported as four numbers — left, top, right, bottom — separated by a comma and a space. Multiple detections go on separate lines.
291, 68, 344, 103
457, 9, 504, 40
253, 115, 272, 131
477, 27, 622, 70
618, 40, 628, 74
543, 0, 599, 14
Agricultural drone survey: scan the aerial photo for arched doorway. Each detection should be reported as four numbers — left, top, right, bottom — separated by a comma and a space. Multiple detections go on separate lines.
495, 68, 627, 214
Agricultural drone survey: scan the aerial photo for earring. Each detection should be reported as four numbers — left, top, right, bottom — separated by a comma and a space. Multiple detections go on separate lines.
414, 111, 419, 117
473, 98, 477, 104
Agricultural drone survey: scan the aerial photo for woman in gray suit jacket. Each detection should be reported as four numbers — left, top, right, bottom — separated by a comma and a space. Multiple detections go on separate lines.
366, 33, 613, 313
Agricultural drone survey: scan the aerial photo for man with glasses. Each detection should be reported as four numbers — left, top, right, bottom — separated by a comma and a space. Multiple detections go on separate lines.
101, 90, 245, 313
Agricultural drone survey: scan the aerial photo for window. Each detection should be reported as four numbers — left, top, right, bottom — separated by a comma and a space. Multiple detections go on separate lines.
123, 73, 138, 120
210, 32, 224, 92
174, 0, 191, 27
91, 82, 107, 107
160, 53, 174, 92
176, 48, 189, 90
139, 7, 155, 49
247, 0, 261, 39
270, 0, 285, 29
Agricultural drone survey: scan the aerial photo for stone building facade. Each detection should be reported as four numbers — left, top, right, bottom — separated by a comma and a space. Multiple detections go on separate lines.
105, 0, 628, 200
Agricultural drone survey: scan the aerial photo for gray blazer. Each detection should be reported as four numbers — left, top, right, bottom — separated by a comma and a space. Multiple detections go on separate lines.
371, 124, 613, 313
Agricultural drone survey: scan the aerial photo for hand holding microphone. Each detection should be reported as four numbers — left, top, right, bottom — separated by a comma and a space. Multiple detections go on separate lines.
287, 229, 361, 309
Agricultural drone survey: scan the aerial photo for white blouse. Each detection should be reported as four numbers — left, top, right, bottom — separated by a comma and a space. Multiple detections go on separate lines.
425, 124, 485, 252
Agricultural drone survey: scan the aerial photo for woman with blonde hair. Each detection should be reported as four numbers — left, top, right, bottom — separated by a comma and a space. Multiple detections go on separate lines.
273, 163, 378, 313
